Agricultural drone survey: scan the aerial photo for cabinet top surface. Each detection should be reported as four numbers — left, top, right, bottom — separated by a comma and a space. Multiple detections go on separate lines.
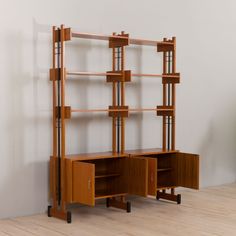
64, 148, 179, 161
65, 152, 128, 161
127, 148, 179, 156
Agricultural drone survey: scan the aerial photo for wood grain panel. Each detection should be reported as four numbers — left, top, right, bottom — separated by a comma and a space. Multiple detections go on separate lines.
148, 158, 157, 196
176, 153, 199, 189
127, 157, 148, 197
65, 159, 73, 203
72, 161, 95, 206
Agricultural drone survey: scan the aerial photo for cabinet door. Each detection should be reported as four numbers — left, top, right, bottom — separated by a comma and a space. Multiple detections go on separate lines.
72, 161, 95, 206
176, 152, 199, 189
148, 158, 157, 196
127, 157, 148, 197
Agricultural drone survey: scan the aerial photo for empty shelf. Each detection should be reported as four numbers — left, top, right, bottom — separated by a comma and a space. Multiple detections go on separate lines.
95, 192, 127, 200
71, 31, 174, 47
95, 172, 120, 179
67, 71, 179, 78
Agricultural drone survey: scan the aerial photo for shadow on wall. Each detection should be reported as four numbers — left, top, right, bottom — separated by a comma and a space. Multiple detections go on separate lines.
0, 19, 52, 218
199, 102, 236, 187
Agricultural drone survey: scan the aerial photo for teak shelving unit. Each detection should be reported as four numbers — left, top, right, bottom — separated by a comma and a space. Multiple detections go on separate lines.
48, 25, 199, 223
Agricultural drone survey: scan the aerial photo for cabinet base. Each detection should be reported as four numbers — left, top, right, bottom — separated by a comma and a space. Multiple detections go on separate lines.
106, 198, 131, 212
156, 191, 181, 204
47, 205, 72, 223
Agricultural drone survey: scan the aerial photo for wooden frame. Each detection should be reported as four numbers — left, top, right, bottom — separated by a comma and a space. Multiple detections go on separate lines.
48, 25, 199, 223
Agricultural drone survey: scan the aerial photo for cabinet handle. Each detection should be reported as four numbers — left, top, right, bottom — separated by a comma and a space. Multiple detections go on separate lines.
151, 173, 154, 182
88, 178, 91, 190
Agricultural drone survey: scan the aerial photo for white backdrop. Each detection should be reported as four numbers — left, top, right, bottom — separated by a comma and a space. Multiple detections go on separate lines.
1, 0, 236, 218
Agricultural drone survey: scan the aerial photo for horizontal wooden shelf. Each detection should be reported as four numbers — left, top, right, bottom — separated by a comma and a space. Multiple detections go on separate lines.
157, 168, 172, 172
67, 71, 120, 77
71, 31, 174, 47
71, 108, 174, 113
95, 172, 120, 179
95, 192, 127, 200
156, 186, 177, 190
67, 71, 179, 78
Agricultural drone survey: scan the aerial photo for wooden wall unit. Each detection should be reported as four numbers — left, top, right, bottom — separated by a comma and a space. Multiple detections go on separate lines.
48, 25, 199, 223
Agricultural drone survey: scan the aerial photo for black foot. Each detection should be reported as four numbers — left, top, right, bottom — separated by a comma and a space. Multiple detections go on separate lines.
106, 198, 110, 208
156, 195, 160, 200
47, 205, 52, 217
177, 194, 181, 204
67, 211, 72, 224
126, 201, 131, 213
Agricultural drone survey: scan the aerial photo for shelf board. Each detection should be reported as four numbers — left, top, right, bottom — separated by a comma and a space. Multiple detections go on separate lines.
65, 151, 128, 161
128, 148, 179, 157
157, 186, 177, 190
71, 31, 174, 47
157, 168, 172, 172
95, 192, 127, 200
95, 172, 120, 179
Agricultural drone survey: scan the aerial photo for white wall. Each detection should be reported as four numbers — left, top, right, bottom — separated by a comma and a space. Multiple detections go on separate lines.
1, 0, 236, 219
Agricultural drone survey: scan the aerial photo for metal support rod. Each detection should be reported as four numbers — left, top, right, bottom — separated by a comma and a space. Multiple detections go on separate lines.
162, 38, 167, 150
56, 27, 61, 206
112, 34, 116, 153
171, 37, 176, 150
167, 51, 171, 150
117, 47, 121, 153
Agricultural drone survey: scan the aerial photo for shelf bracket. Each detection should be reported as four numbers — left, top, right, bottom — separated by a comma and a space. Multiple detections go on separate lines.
162, 73, 180, 84
54, 28, 72, 42
55, 106, 71, 119
50, 68, 67, 81
106, 70, 131, 82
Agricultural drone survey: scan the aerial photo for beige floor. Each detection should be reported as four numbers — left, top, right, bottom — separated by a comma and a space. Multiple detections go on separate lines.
1, 183, 236, 236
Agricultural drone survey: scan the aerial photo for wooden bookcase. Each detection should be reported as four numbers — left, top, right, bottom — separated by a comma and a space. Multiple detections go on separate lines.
48, 25, 199, 223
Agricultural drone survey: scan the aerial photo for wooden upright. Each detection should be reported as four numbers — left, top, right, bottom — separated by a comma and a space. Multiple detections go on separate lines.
48, 25, 199, 223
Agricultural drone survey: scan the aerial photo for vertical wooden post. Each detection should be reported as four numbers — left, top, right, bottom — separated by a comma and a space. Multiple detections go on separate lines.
171, 37, 176, 150
52, 26, 57, 209
112, 33, 117, 154
162, 38, 167, 150
60, 24, 66, 212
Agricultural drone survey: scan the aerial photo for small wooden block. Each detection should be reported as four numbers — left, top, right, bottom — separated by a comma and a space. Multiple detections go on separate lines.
106, 70, 131, 82
108, 106, 129, 117
50, 68, 66, 81
157, 42, 174, 52
55, 106, 71, 119
54, 28, 71, 42
162, 73, 180, 84
109, 34, 129, 48
156, 106, 174, 116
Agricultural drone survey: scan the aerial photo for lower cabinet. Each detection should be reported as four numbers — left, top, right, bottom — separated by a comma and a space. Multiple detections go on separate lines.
61, 151, 199, 207
71, 157, 148, 206
147, 152, 199, 196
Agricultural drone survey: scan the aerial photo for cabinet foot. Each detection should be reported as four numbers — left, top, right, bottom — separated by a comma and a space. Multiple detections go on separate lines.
47, 207, 72, 223
156, 191, 182, 204
48, 205, 52, 217
106, 198, 131, 213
